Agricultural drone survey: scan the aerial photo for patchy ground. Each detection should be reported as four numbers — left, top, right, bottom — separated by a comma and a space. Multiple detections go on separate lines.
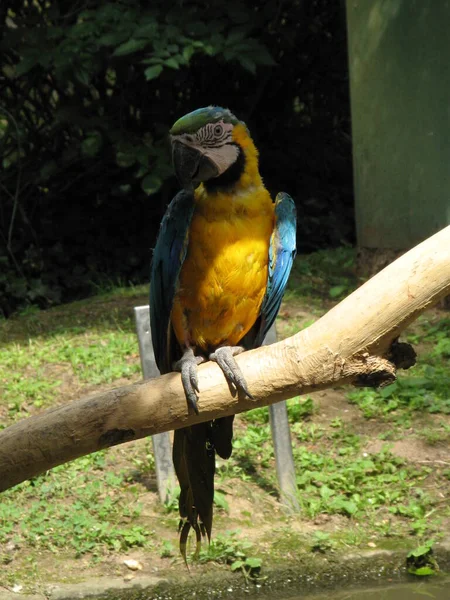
0, 249, 449, 594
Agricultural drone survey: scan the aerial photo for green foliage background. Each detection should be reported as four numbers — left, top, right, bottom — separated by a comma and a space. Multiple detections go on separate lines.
0, 0, 352, 316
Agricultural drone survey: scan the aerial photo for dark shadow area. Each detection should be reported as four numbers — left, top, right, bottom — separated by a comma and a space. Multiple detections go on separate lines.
233, 454, 280, 498
0, 0, 353, 317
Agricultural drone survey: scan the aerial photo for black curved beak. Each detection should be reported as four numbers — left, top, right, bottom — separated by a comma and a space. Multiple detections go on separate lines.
172, 141, 219, 190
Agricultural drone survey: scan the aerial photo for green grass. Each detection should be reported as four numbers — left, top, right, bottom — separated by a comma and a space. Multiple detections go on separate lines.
0, 451, 151, 558
0, 249, 449, 587
222, 406, 443, 540
0, 287, 148, 423
1, 331, 141, 416
294, 447, 430, 522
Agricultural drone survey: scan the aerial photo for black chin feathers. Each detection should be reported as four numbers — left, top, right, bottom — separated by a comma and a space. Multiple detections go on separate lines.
203, 144, 246, 192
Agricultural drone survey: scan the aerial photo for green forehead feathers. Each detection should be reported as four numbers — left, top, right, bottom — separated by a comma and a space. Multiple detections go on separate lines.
170, 106, 241, 135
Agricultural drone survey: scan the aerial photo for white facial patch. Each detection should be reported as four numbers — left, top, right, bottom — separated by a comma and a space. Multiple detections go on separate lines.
172, 121, 238, 175
203, 143, 239, 175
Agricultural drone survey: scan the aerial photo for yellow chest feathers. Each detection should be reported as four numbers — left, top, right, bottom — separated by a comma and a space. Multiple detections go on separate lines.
171, 187, 274, 351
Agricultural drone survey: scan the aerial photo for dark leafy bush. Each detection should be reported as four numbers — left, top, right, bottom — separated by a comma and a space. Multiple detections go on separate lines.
0, 0, 352, 316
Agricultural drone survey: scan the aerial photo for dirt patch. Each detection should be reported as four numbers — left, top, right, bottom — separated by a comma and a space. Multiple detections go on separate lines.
365, 438, 450, 464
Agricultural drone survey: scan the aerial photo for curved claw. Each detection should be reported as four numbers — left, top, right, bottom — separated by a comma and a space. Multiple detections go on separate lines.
209, 346, 254, 399
193, 523, 202, 559
179, 520, 191, 567
179, 519, 204, 567
173, 348, 205, 414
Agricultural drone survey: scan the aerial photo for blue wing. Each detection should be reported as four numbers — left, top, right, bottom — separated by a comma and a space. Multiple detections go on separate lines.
150, 190, 196, 373
245, 192, 297, 349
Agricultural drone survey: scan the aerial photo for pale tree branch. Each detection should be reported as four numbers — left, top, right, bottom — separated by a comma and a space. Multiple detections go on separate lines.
0, 226, 449, 493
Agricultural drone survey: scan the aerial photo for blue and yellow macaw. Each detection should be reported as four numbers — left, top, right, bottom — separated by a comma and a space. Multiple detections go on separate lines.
150, 106, 296, 559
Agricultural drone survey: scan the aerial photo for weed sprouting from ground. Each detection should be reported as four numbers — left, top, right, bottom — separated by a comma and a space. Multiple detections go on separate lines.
197, 531, 263, 579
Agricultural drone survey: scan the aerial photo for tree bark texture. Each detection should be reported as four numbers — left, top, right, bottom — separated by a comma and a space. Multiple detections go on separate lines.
0, 225, 449, 493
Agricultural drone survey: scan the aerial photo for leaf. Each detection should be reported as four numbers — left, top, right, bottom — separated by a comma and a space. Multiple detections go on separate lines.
409, 566, 436, 576
238, 56, 256, 74
141, 174, 162, 195
81, 132, 102, 158
329, 284, 347, 298
209, 33, 225, 51
39, 160, 59, 182
164, 57, 179, 69
113, 38, 148, 57
133, 22, 158, 39
213, 491, 229, 512
332, 498, 358, 516
226, 29, 247, 46
319, 485, 334, 501
144, 65, 163, 81
187, 21, 207, 36
245, 557, 262, 569
182, 45, 195, 62
15, 56, 38, 77
230, 560, 244, 572
98, 32, 129, 47
74, 68, 91, 86
252, 44, 276, 67
112, 184, 132, 197
400, 377, 432, 388
379, 382, 398, 398
116, 151, 136, 168
407, 542, 433, 558
141, 57, 164, 65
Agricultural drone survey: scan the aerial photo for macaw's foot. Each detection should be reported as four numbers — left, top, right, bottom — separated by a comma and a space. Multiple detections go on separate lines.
173, 348, 205, 414
209, 346, 254, 399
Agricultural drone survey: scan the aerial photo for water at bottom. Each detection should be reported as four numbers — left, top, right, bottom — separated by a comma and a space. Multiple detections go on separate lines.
256, 577, 450, 600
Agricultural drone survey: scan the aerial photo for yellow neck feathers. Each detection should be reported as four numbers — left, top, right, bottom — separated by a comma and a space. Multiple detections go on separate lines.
195, 123, 266, 213
230, 123, 263, 189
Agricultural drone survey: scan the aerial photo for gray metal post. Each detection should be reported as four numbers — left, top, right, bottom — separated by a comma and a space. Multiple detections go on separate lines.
135, 306, 298, 511
264, 324, 300, 513
134, 306, 176, 503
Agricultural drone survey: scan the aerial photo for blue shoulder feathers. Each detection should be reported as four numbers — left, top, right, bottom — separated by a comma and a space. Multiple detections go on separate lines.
247, 192, 297, 348
150, 190, 195, 373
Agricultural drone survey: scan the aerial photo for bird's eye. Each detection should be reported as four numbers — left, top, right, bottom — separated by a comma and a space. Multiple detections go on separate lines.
214, 124, 223, 136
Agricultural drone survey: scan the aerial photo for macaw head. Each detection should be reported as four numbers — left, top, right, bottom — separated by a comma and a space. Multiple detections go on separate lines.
169, 106, 252, 190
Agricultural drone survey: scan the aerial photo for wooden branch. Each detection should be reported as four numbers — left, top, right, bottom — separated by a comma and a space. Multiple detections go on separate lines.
1, 226, 449, 493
